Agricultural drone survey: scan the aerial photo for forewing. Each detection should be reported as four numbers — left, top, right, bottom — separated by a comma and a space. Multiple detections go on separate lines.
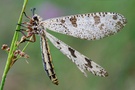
46, 32, 108, 77
43, 12, 127, 40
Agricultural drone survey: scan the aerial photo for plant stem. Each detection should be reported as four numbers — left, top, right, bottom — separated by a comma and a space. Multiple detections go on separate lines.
0, 0, 28, 90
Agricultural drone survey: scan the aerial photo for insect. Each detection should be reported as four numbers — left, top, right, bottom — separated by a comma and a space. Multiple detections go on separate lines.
19, 9, 127, 85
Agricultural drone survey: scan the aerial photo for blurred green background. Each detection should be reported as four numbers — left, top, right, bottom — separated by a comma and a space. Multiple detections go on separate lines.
0, 0, 134, 90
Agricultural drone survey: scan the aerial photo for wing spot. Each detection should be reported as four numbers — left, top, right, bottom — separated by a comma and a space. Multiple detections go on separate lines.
91, 13, 93, 16
85, 58, 93, 68
56, 19, 58, 22
70, 16, 77, 27
99, 23, 104, 30
60, 19, 65, 23
113, 15, 118, 20
68, 47, 76, 58
88, 13, 90, 17
56, 41, 60, 44
116, 21, 124, 30
81, 14, 84, 18
94, 15, 101, 24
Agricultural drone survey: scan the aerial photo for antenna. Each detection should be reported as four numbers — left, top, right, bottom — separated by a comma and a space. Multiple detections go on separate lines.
31, 8, 36, 16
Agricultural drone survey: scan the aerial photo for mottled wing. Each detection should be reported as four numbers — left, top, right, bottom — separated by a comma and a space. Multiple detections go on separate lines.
46, 32, 108, 77
43, 12, 127, 40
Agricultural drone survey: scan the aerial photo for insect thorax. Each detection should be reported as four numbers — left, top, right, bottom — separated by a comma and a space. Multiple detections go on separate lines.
32, 14, 45, 35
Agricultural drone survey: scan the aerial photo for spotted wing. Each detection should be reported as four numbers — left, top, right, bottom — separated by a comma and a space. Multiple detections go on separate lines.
46, 32, 108, 77
43, 12, 127, 40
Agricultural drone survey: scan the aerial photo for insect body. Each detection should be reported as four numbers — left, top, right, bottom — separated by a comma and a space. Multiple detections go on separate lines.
21, 12, 127, 85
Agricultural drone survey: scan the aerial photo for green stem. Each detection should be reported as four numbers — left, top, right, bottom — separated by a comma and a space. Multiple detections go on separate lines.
0, 0, 28, 90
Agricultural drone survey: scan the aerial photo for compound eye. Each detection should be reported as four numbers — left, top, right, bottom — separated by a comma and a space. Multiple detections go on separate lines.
33, 16, 38, 21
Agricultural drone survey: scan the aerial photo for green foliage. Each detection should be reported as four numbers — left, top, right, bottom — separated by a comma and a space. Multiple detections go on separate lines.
0, 0, 134, 90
